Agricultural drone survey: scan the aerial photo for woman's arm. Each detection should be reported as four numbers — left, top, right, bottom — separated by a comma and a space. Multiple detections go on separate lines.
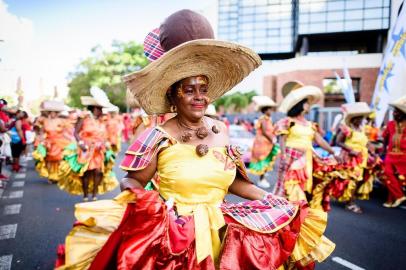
74, 118, 86, 150
279, 134, 287, 160
261, 121, 274, 143
314, 132, 343, 162
120, 154, 158, 191
228, 176, 267, 200
335, 131, 358, 156
15, 120, 25, 144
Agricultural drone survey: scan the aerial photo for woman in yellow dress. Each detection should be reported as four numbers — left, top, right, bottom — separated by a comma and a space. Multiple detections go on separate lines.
56, 10, 334, 270
33, 101, 71, 183
249, 96, 279, 189
57, 88, 118, 200
274, 82, 341, 211
332, 102, 373, 213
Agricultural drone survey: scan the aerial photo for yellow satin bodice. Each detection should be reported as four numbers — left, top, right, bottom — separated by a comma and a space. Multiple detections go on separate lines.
285, 121, 315, 150
345, 127, 369, 166
157, 143, 236, 263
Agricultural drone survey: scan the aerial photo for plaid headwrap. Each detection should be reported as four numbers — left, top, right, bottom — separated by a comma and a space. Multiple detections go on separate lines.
143, 28, 165, 62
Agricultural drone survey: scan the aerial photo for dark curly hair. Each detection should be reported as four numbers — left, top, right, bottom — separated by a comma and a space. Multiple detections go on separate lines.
287, 98, 308, 117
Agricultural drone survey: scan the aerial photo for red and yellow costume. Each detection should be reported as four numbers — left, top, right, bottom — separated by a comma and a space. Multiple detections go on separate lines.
249, 115, 279, 175
328, 125, 372, 202
274, 118, 337, 211
56, 127, 334, 270
381, 120, 406, 204
57, 114, 118, 195
32, 117, 72, 182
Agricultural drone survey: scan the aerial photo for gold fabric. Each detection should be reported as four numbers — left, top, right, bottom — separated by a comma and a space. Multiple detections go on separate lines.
57, 192, 133, 270
157, 143, 235, 263
285, 122, 315, 193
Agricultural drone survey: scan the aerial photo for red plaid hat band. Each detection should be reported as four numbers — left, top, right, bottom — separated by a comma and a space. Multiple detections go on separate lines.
143, 28, 165, 62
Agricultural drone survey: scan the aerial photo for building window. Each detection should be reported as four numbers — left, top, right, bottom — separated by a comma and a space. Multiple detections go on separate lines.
322, 78, 360, 107
298, 0, 390, 34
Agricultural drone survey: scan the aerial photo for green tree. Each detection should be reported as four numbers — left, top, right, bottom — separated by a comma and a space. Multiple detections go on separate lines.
214, 90, 257, 113
67, 41, 148, 111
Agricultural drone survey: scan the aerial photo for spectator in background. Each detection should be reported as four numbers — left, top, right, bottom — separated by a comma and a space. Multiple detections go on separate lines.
0, 99, 11, 186
9, 110, 26, 172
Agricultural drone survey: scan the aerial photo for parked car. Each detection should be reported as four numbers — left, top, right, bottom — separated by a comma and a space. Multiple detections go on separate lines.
228, 124, 254, 166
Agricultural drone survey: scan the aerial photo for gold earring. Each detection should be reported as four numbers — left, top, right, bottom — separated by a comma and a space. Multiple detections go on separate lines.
170, 105, 177, 113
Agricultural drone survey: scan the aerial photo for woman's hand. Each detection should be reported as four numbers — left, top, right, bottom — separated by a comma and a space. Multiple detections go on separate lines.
120, 177, 143, 191
349, 150, 360, 157
333, 153, 343, 164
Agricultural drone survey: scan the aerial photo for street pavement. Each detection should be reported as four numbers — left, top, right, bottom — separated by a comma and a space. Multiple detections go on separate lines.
0, 147, 405, 270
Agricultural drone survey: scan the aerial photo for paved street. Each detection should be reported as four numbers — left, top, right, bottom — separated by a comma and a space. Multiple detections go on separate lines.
0, 147, 405, 270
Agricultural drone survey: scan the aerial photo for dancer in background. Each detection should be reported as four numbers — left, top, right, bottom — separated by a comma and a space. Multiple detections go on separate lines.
381, 95, 406, 208
33, 101, 68, 182
58, 87, 118, 200
249, 96, 279, 189
333, 102, 372, 213
274, 81, 341, 209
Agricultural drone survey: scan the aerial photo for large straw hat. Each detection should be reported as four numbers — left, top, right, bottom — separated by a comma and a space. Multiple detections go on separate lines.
41, 100, 65, 112
341, 102, 371, 125
252, 96, 277, 111
124, 39, 261, 114
278, 81, 323, 113
389, 95, 406, 114
102, 106, 120, 114
123, 9, 261, 115
81, 87, 114, 108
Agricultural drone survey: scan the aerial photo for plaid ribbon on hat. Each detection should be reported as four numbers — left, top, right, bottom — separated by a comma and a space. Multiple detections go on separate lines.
143, 28, 165, 62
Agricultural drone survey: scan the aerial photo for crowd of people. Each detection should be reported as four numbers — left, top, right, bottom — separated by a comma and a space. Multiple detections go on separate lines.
0, 99, 33, 188
0, 8, 405, 270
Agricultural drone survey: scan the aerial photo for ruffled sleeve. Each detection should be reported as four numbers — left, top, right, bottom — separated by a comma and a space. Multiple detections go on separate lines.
275, 117, 291, 135
120, 127, 175, 172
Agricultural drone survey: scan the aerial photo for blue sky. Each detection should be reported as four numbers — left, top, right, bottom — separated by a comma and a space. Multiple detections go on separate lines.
0, 0, 217, 101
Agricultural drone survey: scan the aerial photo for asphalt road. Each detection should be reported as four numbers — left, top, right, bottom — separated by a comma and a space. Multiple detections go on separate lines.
0, 147, 405, 270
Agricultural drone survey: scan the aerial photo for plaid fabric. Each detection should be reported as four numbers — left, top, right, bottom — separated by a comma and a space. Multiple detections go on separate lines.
221, 193, 298, 233
274, 147, 306, 196
120, 127, 172, 171
143, 28, 165, 61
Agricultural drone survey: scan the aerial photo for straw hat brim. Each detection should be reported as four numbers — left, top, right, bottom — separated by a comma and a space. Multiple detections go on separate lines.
123, 39, 262, 114
344, 112, 371, 126
256, 102, 277, 111
341, 102, 371, 125
41, 101, 65, 112
389, 96, 406, 114
81, 96, 113, 108
278, 86, 323, 113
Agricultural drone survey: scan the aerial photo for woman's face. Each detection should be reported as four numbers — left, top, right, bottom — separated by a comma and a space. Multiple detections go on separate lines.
49, 111, 58, 118
302, 101, 310, 114
394, 108, 406, 122
351, 116, 364, 127
92, 106, 103, 117
172, 76, 210, 120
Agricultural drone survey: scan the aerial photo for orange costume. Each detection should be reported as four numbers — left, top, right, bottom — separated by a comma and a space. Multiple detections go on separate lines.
57, 115, 118, 195
249, 115, 279, 175
106, 114, 123, 153
33, 117, 72, 182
